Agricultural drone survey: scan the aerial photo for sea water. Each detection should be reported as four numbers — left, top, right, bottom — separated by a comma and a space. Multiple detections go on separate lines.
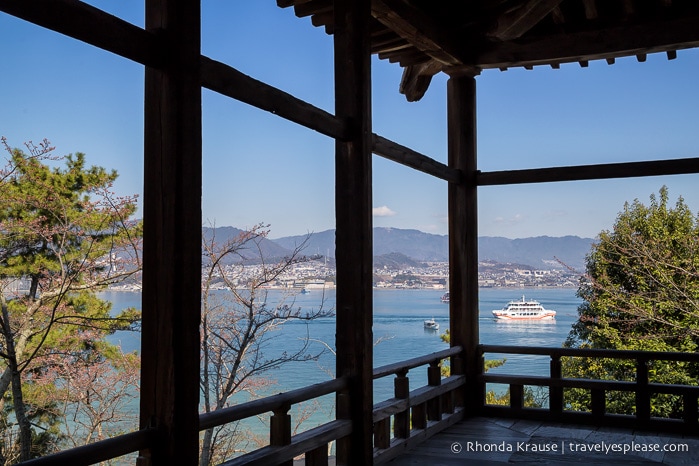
102, 287, 582, 431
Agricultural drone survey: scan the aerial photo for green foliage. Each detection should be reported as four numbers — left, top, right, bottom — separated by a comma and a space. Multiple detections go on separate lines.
485, 386, 545, 408
439, 328, 507, 383
563, 186, 699, 417
0, 140, 142, 461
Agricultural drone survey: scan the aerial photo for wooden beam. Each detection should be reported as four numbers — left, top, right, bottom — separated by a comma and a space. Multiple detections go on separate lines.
140, 0, 201, 464
582, 0, 598, 20
371, 0, 467, 66
333, 1, 373, 464
489, 0, 564, 41
0, 0, 161, 67
447, 71, 480, 416
398, 59, 444, 102
476, 15, 699, 69
551, 5, 565, 24
200, 56, 349, 141
372, 134, 460, 183
477, 158, 699, 186
294, 0, 332, 19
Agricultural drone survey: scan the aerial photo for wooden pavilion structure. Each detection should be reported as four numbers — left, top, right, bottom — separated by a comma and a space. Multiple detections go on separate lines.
2, 0, 699, 465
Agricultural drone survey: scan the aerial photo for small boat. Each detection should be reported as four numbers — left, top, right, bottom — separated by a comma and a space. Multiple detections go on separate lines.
492, 296, 556, 320
424, 318, 439, 330
440, 291, 450, 303
300, 288, 310, 294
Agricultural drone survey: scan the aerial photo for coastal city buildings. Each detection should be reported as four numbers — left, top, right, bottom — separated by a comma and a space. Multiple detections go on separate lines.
205, 257, 581, 291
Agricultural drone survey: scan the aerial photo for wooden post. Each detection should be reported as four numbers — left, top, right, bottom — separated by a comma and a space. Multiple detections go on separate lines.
333, 0, 373, 464
412, 402, 427, 430
510, 384, 524, 413
683, 392, 698, 431
636, 359, 651, 423
394, 370, 410, 439
140, 0, 201, 464
306, 445, 330, 466
591, 389, 606, 420
427, 361, 442, 421
373, 418, 390, 450
550, 354, 563, 416
271, 405, 292, 466
447, 68, 480, 416
451, 355, 465, 408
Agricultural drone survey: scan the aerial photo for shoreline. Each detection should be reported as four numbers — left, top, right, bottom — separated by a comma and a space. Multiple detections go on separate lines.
104, 284, 579, 293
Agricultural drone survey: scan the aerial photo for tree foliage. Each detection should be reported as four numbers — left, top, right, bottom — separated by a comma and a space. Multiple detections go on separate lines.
437, 329, 546, 407
0, 138, 141, 462
563, 186, 699, 417
199, 224, 330, 466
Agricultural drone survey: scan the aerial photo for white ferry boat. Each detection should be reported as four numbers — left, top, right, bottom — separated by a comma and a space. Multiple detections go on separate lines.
492, 296, 556, 320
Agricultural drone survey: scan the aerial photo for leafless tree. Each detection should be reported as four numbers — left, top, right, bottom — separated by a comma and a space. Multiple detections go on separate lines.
199, 224, 331, 466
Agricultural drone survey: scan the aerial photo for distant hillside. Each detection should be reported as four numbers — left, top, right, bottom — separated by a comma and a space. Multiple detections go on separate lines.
272, 227, 594, 270
374, 228, 449, 261
202, 226, 292, 263
479, 235, 593, 271
272, 229, 336, 258
374, 252, 426, 269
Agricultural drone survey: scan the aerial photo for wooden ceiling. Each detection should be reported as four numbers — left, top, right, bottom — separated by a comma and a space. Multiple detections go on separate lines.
278, 0, 699, 100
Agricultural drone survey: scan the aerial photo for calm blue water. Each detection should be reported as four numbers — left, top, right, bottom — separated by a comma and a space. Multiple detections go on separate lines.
103, 287, 581, 403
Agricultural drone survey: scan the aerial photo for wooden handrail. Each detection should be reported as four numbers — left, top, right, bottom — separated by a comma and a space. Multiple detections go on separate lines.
479, 344, 699, 434
371, 358, 466, 465
199, 376, 348, 430
483, 374, 699, 395
373, 346, 462, 379
19, 428, 155, 466
373, 375, 466, 423
220, 420, 352, 466
481, 344, 699, 362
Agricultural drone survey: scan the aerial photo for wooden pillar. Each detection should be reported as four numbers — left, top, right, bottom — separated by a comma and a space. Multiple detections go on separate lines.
447, 69, 480, 416
333, 0, 373, 465
140, 0, 202, 464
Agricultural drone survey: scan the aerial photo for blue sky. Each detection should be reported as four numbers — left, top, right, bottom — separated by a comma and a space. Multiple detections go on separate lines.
2, 2, 698, 240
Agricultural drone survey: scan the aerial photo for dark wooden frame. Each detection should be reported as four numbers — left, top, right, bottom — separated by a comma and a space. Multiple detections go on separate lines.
2, 1, 699, 465
479, 345, 699, 434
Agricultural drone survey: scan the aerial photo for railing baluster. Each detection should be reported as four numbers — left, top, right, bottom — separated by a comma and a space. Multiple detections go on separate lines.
427, 361, 442, 421
684, 392, 698, 431
477, 351, 485, 412
636, 358, 650, 423
443, 385, 454, 415
550, 353, 563, 416
452, 353, 465, 408
510, 384, 523, 412
412, 402, 427, 430
336, 391, 351, 463
591, 388, 605, 420
394, 369, 410, 438
270, 403, 292, 466
374, 417, 391, 449
305, 443, 329, 466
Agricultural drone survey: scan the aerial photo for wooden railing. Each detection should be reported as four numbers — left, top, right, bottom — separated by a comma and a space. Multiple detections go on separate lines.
24, 344, 699, 465
20, 377, 349, 466
205, 377, 351, 466
20, 428, 154, 466
480, 344, 699, 434
372, 346, 465, 464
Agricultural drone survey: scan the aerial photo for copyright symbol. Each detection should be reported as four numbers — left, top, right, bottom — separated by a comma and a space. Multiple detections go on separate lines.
451, 442, 462, 454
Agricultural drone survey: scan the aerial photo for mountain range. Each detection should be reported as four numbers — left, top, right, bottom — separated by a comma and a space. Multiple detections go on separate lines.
205, 226, 594, 271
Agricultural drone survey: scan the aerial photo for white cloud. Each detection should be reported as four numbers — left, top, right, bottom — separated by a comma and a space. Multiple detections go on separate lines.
493, 213, 526, 226
373, 205, 397, 217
